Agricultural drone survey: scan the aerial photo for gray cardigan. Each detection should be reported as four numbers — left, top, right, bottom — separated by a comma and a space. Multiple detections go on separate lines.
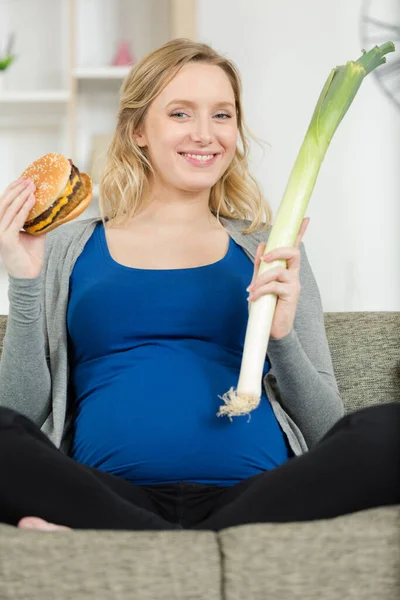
0, 215, 344, 456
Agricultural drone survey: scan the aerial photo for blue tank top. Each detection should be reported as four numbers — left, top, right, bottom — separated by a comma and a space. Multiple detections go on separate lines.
67, 222, 292, 485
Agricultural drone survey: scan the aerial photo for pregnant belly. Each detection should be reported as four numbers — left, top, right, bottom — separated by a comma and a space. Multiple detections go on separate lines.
70, 353, 287, 485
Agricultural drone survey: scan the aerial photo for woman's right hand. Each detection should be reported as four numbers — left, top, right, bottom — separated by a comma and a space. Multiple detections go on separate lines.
0, 177, 47, 279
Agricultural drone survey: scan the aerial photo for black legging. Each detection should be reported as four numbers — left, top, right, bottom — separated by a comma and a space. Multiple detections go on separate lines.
0, 403, 398, 531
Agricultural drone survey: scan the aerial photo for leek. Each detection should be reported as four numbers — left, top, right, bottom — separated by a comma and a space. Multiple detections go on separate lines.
217, 42, 395, 420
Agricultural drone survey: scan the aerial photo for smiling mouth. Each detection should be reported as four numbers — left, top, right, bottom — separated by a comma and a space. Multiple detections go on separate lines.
178, 152, 219, 165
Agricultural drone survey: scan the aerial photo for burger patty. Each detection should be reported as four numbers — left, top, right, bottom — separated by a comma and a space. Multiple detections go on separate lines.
25, 164, 82, 228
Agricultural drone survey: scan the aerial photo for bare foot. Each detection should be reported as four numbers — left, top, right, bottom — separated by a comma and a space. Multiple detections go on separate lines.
17, 517, 72, 531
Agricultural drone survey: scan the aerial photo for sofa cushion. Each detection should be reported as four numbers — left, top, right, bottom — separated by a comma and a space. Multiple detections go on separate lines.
0, 526, 221, 600
325, 312, 400, 413
219, 506, 400, 600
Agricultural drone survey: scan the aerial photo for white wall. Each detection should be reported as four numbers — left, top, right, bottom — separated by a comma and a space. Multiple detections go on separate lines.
0, 0, 398, 314
198, 0, 400, 311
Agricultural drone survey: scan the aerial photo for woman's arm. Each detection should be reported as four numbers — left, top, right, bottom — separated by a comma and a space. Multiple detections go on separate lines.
266, 242, 344, 448
0, 270, 52, 427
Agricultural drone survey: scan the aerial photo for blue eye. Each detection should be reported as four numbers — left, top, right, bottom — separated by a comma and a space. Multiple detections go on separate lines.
170, 112, 232, 119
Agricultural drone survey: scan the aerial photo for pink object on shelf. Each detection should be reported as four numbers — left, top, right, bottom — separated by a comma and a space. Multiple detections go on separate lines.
112, 41, 134, 66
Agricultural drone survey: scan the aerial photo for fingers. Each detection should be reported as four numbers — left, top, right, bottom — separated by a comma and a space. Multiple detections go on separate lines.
257, 217, 309, 266
248, 265, 290, 291
294, 217, 310, 248
262, 246, 300, 270
248, 281, 293, 302
255, 242, 266, 265
0, 178, 36, 233
248, 270, 300, 302
248, 242, 266, 287
249, 218, 309, 288
2, 178, 28, 199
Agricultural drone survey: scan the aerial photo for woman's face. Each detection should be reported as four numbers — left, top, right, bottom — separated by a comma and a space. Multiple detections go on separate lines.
134, 62, 239, 194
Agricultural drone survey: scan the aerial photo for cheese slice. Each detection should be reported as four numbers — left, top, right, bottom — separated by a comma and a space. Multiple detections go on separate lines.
29, 196, 70, 233
29, 174, 80, 233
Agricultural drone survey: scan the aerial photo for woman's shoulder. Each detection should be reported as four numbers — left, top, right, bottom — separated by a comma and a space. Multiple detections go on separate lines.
45, 217, 102, 250
220, 215, 266, 229
219, 215, 272, 244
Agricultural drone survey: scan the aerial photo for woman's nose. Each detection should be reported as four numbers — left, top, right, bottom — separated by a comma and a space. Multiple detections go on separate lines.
199, 134, 213, 144
191, 120, 215, 144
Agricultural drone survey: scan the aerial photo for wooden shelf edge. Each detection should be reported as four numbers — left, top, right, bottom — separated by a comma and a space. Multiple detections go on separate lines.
73, 66, 132, 80
0, 91, 71, 103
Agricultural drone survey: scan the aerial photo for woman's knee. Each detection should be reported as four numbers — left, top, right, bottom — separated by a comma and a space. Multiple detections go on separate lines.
0, 406, 23, 428
323, 402, 400, 456
0, 406, 57, 452
0, 407, 44, 439
351, 402, 400, 435
346, 402, 400, 463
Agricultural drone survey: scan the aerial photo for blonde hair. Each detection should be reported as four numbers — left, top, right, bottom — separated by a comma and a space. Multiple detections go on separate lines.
99, 38, 272, 235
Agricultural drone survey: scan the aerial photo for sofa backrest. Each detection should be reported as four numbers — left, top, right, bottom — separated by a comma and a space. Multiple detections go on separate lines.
324, 312, 400, 412
0, 313, 398, 414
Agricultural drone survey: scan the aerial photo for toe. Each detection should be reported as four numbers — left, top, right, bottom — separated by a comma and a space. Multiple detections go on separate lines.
18, 517, 71, 531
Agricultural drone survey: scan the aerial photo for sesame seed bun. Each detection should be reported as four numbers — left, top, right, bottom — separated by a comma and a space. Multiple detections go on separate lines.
29, 172, 93, 236
21, 153, 93, 236
22, 153, 72, 221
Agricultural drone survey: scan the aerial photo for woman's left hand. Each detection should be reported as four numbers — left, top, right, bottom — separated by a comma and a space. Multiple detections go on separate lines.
247, 217, 310, 340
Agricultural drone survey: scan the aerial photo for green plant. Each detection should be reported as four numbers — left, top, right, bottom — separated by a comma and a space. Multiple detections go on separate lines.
0, 55, 16, 71
0, 33, 16, 71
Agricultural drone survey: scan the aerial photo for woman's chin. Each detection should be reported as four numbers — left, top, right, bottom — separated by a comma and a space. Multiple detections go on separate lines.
176, 176, 220, 193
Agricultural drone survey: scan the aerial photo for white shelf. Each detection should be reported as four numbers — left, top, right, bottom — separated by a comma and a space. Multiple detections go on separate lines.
0, 90, 71, 103
73, 66, 132, 80
0, 0, 197, 184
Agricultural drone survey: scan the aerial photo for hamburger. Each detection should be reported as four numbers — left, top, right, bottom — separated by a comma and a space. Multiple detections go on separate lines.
21, 153, 93, 235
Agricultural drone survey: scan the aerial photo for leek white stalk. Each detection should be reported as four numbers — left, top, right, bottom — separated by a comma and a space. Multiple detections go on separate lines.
217, 41, 395, 420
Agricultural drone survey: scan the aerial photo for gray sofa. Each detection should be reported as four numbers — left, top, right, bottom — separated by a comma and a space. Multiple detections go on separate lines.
0, 312, 399, 599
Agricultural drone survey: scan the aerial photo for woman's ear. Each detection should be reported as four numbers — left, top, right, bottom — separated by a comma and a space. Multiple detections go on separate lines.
133, 127, 147, 148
